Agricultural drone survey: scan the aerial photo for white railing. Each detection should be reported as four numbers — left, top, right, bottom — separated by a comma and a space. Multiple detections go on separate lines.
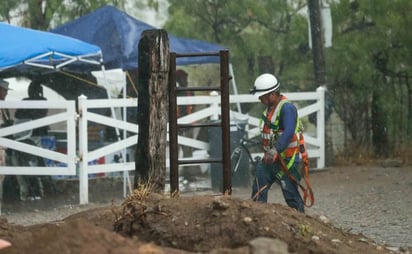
176, 86, 326, 169
0, 100, 77, 175
0, 86, 325, 204
77, 95, 138, 203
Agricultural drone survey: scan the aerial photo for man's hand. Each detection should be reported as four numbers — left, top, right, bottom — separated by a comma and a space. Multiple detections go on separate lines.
263, 147, 278, 164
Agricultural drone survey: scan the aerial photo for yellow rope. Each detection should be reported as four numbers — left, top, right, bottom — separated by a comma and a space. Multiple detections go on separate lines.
125, 70, 138, 96
60, 70, 139, 97
59, 70, 105, 88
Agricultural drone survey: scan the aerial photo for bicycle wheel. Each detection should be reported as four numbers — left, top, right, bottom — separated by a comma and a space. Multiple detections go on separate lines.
230, 146, 243, 176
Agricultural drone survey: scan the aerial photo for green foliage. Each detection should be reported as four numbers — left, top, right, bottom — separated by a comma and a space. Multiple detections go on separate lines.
0, 0, 23, 23
326, 0, 412, 154
165, 0, 310, 95
0, 0, 127, 29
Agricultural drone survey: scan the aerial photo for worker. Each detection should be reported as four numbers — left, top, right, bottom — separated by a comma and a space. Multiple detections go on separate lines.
249, 73, 304, 213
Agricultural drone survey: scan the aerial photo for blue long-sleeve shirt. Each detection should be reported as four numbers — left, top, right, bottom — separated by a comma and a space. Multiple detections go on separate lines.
273, 102, 298, 154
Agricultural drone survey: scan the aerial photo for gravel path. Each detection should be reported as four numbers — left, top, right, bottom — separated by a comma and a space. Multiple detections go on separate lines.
229, 165, 412, 249
306, 165, 412, 249
2, 165, 411, 249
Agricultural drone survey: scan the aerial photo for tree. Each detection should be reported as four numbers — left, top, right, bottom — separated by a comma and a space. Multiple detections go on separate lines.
161, 0, 312, 120
327, 0, 412, 157
165, 1, 309, 87
0, 0, 23, 23
0, 0, 127, 29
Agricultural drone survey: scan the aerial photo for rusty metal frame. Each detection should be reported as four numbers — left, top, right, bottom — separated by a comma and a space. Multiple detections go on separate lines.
168, 50, 231, 195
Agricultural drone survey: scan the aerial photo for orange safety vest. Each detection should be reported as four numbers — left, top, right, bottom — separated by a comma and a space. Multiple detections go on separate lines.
260, 96, 314, 207
260, 96, 299, 168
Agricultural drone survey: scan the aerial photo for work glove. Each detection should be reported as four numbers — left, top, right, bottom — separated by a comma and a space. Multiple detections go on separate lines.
263, 147, 278, 164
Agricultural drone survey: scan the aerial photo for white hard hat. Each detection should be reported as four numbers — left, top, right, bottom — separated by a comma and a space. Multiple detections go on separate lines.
249, 73, 280, 98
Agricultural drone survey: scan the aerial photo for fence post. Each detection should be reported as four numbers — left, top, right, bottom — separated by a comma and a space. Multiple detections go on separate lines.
169, 53, 179, 194
135, 29, 169, 192
78, 95, 88, 204
219, 50, 231, 194
209, 91, 220, 120
316, 86, 326, 169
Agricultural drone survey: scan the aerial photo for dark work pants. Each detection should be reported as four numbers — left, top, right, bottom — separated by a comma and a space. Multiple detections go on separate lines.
251, 159, 304, 213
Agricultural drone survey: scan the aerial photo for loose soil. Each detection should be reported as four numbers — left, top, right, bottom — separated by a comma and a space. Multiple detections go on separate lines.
0, 164, 410, 254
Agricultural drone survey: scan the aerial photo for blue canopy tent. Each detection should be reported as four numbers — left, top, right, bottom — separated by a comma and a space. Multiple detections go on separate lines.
0, 22, 103, 76
51, 5, 226, 70
50, 5, 243, 112
0, 22, 108, 99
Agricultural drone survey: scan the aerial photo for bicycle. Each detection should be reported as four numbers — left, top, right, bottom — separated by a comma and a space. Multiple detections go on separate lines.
230, 134, 262, 185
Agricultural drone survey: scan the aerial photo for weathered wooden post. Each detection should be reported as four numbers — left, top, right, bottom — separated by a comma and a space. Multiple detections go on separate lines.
135, 29, 170, 192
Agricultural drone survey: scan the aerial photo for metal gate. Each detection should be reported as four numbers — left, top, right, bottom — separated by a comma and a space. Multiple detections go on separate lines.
168, 50, 232, 194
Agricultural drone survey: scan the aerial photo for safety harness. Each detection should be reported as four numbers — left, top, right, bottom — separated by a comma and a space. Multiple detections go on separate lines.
259, 96, 314, 207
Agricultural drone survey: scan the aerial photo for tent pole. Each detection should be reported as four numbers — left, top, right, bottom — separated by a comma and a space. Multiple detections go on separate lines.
100, 66, 132, 196
121, 71, 132, 195
229, 63, 242, 113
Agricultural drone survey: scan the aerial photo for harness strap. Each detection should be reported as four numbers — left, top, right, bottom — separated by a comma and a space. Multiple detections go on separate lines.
277, 151, 314, 207
251, 181, 268, 201
261, 106, 276, 148
275, 150, 297, 179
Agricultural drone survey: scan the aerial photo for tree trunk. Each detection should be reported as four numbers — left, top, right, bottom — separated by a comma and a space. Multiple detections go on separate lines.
308, 0, 334, 166
371, 91, 389, 156
257, 56, 274, 74
134, 30, 170, 192
407, 78, 412, 137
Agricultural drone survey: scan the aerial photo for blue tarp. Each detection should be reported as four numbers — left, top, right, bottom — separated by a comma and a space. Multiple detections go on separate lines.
0, 22, 103, 76
51, 5, 226, 70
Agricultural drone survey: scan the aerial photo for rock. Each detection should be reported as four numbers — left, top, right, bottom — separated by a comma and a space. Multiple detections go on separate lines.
243, 216, 253, 224
249, 237, 289, 254
312, 235, 320, 241
212, 197, 230, 210
385, 246, 400, 252
319, 215, 330, 224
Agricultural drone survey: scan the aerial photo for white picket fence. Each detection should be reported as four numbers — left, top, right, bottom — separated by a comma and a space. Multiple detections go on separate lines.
0, 86, 325, 204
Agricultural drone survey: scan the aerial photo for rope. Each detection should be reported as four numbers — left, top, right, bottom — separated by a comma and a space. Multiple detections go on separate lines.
125, 70, 138, 96
251, 174, 268, 201
278, 155, 314, 207
59, 70, 104, 88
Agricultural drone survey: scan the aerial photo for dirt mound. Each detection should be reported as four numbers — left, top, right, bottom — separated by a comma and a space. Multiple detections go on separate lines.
0, 193, 395, 254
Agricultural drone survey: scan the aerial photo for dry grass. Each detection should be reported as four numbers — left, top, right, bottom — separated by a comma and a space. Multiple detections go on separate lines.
332, 143, 411, 166
112, 178, 169, 235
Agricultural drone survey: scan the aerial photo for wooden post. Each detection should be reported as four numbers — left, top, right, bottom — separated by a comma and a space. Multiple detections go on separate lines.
135, 29, 170, 192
